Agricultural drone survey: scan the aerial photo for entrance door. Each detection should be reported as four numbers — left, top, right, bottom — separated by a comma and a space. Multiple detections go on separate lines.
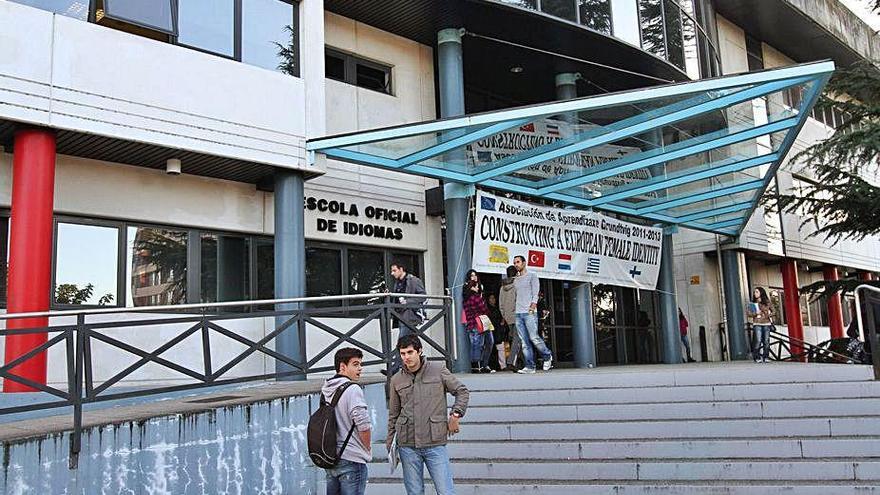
594, 284, 660, 365
539, 280, 574, 365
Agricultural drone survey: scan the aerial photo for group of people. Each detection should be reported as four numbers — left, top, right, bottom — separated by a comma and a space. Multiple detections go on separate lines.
321, 335, 469, 495
461, 255, 554, 374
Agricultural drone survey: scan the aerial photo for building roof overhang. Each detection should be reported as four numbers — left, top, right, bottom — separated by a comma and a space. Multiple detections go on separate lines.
307, 61, 834, 237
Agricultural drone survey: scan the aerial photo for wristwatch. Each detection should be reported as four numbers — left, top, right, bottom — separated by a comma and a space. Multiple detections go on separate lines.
450, 411, 462, 418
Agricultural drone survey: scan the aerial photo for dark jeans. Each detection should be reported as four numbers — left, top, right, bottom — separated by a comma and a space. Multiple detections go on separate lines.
753, 324, 771, 361
468, 328, 494, 367
326, 459, 368, 495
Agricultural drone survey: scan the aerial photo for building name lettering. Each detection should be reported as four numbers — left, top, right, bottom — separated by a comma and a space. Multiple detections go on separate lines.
304, 195, 418, 242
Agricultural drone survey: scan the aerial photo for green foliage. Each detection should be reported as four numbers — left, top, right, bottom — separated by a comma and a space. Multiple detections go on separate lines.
55, 283, 114, 306
275, 25, 298, 76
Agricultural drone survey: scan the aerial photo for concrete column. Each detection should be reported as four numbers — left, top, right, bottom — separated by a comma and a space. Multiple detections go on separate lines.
438, 27, 474, 373
4, 128, 56, 392
781, 259, 805, 361
823, 265, 845, 339
721, 250, 750, 360
274, 170, 306, 380
658, 232, 682, 364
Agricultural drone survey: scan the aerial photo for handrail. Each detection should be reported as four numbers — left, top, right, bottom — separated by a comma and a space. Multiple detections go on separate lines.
767, 330, 852, 363
854, 284, 880, 380
0, 293, 453, 320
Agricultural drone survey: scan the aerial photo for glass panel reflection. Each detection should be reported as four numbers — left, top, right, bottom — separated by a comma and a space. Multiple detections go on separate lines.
664, 0, 685, 70
348, 249, 386, 296
55, 223, 118, 306
127, 226, 187, 307
306, 247, 342, 307
201, 233, 249, 303
104, 0, 174, 32
639, 0, 666, 59
242, 0, 292, 71
178, 0, 235, 57
578, 0, 612, 34
10, 0, 89, 20
542, 0, 577, 22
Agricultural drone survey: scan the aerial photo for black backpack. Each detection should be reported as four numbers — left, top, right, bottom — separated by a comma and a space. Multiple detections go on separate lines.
308, 381, 357, 469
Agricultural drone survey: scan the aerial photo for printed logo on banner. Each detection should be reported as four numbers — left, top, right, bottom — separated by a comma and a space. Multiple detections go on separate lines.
558, 253, 572, 271
488, 244, 509, 264
480, 195, 497, 211
587, 257, 601, 274
528, 250, 545, 268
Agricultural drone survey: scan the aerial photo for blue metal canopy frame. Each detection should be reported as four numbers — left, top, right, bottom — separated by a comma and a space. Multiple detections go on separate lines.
307, 61, 834, 236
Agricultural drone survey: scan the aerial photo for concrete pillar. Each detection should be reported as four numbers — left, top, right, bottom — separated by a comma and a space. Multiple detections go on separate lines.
781, 259, 805, 361
4, 128, 56, 392
274, 170, 306, 380
823, 265, 845, 339
438, 27, 474, 373
721, 250, 750, 360
658, 233, 682, 364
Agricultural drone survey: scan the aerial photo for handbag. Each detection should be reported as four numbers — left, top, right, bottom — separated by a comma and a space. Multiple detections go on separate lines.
475, 314, 494, 334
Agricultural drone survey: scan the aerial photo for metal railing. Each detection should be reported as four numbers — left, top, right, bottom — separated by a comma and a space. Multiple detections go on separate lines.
855, 284, 880, 380
765, 330, 852, 364
0, 293, 454, 468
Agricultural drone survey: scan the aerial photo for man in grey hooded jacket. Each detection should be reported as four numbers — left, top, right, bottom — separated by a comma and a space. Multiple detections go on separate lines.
498, 265, 521, 370
321, 348, 372, 495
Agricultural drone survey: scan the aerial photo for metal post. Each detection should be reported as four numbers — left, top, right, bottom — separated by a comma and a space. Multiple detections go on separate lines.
722, 250, 750, 360
658, 233, 682, 364
438, 27, 474, 373
69, 314, 85, 469
274, 170, 307, 380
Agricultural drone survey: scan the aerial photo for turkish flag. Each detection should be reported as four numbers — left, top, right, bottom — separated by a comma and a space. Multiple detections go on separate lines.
527, 250, 545, 268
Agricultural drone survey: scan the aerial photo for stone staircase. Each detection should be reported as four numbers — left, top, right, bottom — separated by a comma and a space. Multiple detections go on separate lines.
367, 362, 880, 494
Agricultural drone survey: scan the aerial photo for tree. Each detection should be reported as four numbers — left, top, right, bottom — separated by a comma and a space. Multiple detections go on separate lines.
55, 283, 114, 306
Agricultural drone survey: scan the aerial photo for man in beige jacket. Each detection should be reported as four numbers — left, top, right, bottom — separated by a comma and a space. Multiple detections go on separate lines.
387, 335, 469, 495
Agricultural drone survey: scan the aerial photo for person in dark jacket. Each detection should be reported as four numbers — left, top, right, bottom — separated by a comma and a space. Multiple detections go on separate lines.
462, 269, 495, 373
486, 293, 507, 370
389, 261, 426, 375
498, 265, 521, 370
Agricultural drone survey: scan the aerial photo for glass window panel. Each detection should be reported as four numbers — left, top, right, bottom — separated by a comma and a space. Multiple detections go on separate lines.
578, 0, 612, 34
664, 0, 685, 70
10, 0, 89, 20
305, 247, 342, 307
326, 51, 346, 81
542, 0, 577, 22
201, 233, 249, 303
348, 249, 386, 296
639, 0, 666, 58
242, 0, 292, 72
499, 0, 538, 9
104, 0, 173, 32
0, 216, 9, 306
55, 223, 119, 306
126, 226, 187, 307
680, 9, 700, 79
178, 0, 235, 57
356, 63, 391, 94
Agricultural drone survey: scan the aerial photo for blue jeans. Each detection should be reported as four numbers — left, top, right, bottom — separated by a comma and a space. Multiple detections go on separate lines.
399, 445, 455, 495
753, 324, 771, 361
468, 328, 494, 367
515, 313, 552, 370
326, 459, 368, 495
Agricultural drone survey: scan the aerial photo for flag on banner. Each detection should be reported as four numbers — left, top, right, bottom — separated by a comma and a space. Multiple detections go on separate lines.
528, 250, 545, 268
520, 123, 535, 132
558, 253, 572, 271
489, 244, 509, 264
480, 195, 497, 211
546, 123, 560, 137
587, 257, 601, 274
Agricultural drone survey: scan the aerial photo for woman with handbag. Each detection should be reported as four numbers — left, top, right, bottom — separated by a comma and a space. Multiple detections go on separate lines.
463, 269, 495, 373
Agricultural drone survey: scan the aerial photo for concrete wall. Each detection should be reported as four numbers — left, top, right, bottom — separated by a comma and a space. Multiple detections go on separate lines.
0, 383, 388, 495
0, 1, 313, 174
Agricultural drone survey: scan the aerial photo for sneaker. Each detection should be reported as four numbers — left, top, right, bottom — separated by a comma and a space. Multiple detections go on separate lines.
754, 358, 761, 363
542, 358, 553, 371
481, 366, 496, 374
762, 358, 768, 363
517, 367, 536, 374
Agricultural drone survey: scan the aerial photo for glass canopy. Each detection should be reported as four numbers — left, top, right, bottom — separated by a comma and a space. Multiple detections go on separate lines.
307, 61, 834, 236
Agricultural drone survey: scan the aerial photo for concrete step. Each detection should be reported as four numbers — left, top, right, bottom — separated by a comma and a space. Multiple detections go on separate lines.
365, 481, 880, 494
462, 380, 880, 406
462, 397, 880, 422
459, 364, 875, 391
373, 437, 880, 461
366, 459, 880, 481
446, 416, 880, 441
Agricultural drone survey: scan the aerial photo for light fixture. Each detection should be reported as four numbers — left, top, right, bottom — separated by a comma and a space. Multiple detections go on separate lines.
166, 158, 181, 175
510, 66, 524, 73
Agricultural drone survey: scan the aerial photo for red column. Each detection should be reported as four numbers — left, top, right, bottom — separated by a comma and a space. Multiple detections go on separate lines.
823, 265, 845, 339
781, 259, 805, 361
860, 272, 875, 282
3, 128, 56, 392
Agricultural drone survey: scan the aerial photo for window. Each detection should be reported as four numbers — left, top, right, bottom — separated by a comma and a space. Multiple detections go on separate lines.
200, 233, 249, 303
126, 226, 188, 307
578, 0, 612, 34
664, 0, 685, 70
639, 0, 666, 59
242, 0, 295, 72
305, 247, 342, 308
9, 0, 89, 20
325, 48, 393, 95
745, 34, 763, 72
101, 0, 174, 33
0, 214, 8, 307
178, 0, 235, 57
542, 0, 577, 22
54, 222, 120, 306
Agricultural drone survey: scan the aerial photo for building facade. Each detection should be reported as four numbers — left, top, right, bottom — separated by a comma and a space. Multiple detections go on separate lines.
0, 0, 877, 386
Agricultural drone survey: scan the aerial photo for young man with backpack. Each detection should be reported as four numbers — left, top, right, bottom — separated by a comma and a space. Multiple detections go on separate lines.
387, 335, 470, 495
314, 348, 372, 495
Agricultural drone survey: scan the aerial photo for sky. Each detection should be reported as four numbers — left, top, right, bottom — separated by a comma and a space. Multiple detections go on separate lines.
840, 0, 880, 31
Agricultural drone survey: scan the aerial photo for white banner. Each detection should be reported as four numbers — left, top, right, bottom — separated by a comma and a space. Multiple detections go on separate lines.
473, 191, 663, 290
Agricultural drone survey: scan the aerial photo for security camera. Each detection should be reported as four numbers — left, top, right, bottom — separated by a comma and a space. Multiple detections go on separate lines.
166, 158, 181, 175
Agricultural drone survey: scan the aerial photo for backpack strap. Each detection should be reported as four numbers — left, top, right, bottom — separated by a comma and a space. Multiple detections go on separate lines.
330, 381, 359, 457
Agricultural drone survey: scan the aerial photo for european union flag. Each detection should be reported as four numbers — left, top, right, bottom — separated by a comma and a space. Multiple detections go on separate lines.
480, 196, 496, 211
